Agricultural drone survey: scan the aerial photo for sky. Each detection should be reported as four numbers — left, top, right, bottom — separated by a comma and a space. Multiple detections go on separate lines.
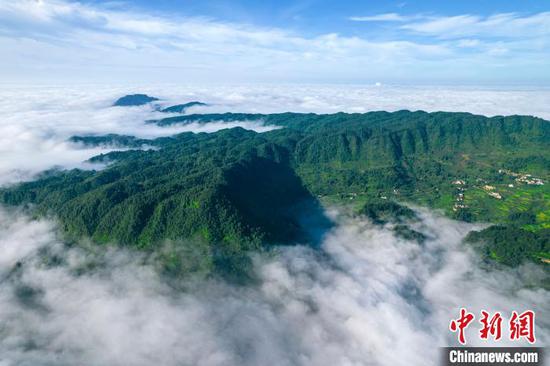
1, 0, 549, 84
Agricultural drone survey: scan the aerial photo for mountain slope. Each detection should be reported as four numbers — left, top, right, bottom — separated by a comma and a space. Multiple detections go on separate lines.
2, 110, 549, 275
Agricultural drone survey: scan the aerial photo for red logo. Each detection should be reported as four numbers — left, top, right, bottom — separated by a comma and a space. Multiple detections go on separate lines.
449, 309, 536, 345
509, 310, 536, 344
479, 310, 502, 341
449, 308, 475, 345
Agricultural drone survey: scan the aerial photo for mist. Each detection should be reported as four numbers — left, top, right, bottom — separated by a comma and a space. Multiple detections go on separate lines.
0, 86, 279, 185
2, 84, 549, 185
0, 206, 547, 366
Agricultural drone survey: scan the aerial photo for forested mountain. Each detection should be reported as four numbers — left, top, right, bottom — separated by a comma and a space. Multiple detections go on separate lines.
113, 94, 159, 106
2, 109, 549, 277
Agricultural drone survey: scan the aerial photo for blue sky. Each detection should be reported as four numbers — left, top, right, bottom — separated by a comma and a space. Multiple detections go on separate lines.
1, 0, 549, 84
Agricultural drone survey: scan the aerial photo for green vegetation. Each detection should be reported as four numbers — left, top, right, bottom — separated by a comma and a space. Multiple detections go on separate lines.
466, 226, 550, 266
356, 199, 426, 242
2, 110, 549, 276
358, 198, 416, 225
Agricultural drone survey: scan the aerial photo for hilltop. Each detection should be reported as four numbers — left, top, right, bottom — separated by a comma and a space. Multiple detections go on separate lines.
113, 94, 159, 106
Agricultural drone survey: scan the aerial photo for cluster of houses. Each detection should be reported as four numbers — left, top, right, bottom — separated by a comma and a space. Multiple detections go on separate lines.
482, 185, 503, 199
453, 202, 468, 211
498, 169, 545, 186
451, 169, 546, 210
516, 174, 544, 185
452, 180, 469, 211
451, 178, 504, 211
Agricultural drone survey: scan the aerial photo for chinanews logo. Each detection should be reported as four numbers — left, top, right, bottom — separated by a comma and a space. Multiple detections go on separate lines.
443, 308, 544, 366
449, 308, 535, 345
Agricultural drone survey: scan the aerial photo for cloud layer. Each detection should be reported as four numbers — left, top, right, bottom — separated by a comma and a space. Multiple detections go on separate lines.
1, 84, 549, 186
0, 206, 548, 366
401, 12, 550, 39
0, 85, 279, 185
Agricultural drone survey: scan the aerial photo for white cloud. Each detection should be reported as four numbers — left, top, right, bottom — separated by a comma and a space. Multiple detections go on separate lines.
0, 207, 547, 365
402, 12, 550, 39
456, 39, 480, 48
0, 85, 280, 185
1, 84, 550, 185
349, 13, 413, 22
1, 1, 548, 83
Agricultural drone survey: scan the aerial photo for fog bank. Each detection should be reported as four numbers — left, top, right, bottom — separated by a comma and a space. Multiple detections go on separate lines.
0, 207, 547, 366
2, 84, 549, 185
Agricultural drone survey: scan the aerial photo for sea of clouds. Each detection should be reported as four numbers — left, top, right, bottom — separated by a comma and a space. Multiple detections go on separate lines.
0, 84, 549, 365
1, 83, 550, 185
0, 207, 548, 366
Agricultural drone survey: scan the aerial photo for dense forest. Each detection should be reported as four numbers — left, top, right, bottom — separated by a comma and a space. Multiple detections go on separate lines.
2, 98, 549, 278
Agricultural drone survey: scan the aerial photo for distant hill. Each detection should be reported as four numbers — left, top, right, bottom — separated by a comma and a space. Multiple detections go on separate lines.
160, 101, 208, 113
113, 94, 159, 106
69, 134, 152, 148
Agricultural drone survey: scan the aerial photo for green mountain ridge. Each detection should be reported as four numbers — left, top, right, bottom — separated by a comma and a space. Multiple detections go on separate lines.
2, 110, 549, 277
